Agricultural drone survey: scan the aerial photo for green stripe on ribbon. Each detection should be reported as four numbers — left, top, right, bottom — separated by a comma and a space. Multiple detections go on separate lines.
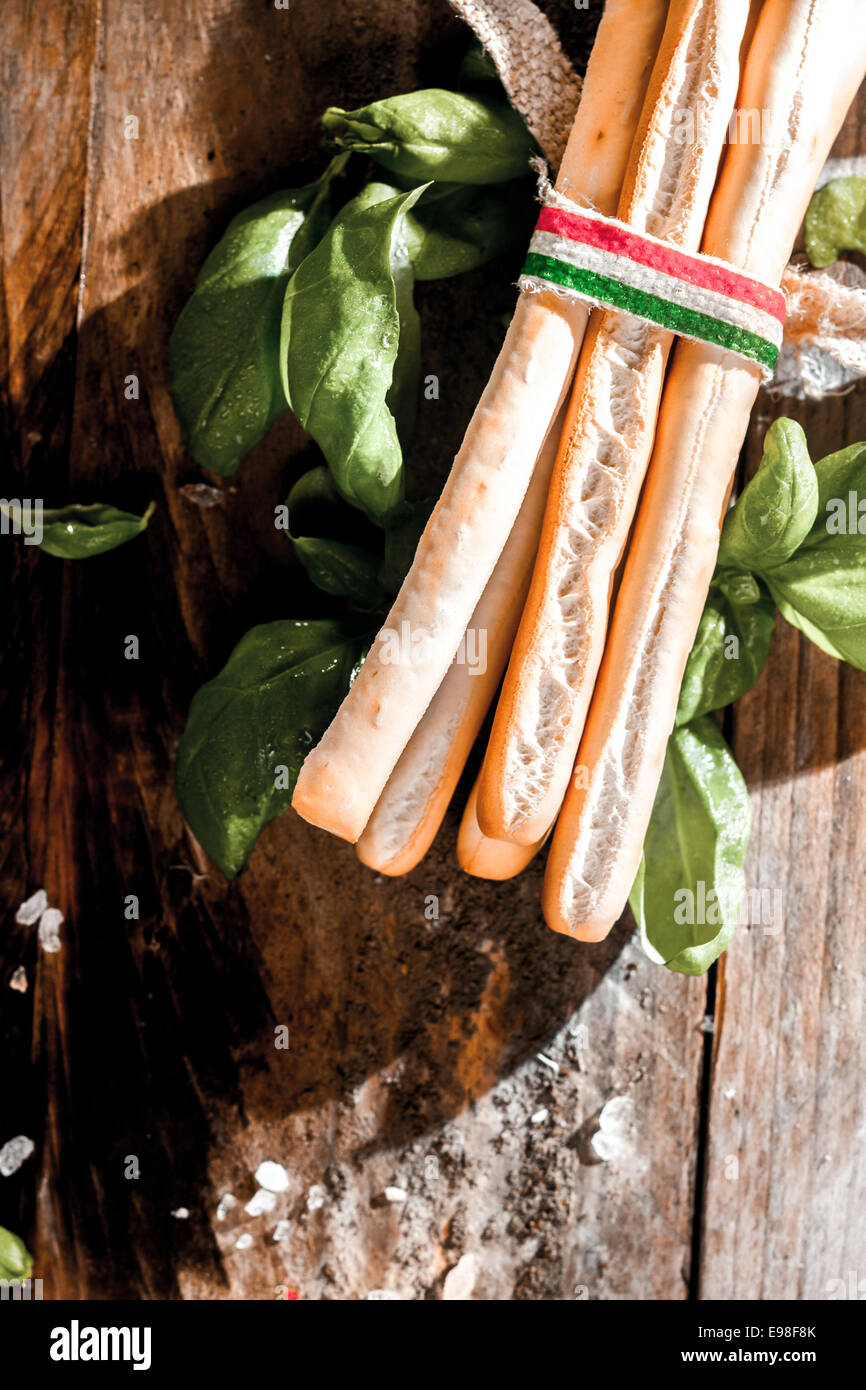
521, 252, 778, 373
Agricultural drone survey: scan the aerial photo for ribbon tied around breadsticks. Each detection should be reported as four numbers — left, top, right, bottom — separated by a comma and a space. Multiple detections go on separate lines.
520, 191, 785, 380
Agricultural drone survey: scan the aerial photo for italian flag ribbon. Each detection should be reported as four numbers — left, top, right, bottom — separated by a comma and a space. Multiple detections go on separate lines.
520, 203, 785, 379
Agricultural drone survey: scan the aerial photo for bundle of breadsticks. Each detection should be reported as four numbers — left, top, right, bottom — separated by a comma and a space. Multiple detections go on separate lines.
294, 0, 866, 943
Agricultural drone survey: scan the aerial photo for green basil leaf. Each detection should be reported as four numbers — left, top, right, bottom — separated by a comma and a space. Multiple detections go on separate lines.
388, 203, 422, 447
403, 179, 536, 281
285, 466, 388, 606
805, 176, 866, 268
169, 157, 347, 475
0, 1225, 34, 1281
176, 618, 370, 878
280, 183, 426, 522
629, 717, 750, 975
1, 500, 155, 558
379, 498, 432, 592
291, 536, 387, 605
321, 90, 535, 185
763, 439, 866, 668
676, 571, 776, 724
717, 418, 818, 572
456, 42, 502, 90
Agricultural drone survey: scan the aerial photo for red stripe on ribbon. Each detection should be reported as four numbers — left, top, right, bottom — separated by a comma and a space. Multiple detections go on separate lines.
536, 207, 786, 325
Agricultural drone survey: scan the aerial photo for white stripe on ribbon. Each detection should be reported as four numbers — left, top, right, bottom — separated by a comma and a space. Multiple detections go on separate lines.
528, 229, 784, 351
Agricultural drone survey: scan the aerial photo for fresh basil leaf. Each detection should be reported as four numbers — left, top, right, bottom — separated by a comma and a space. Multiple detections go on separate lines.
285, 467, 388, 606
0, 1225, 33, 1281
379, 498, 432, 593
281, 183, 426, 522
169, 157, 347, 475
403, 179, 535, 281
291, 536, 387, 605
805, 176, 866, 268
321, 90, 535, 185
456, 41, 502, 90
1, 500, 155, 558
629, 717, 750, 976
717, 418, 818, 572
676, 571, 776, 724
177, 618, 370, 878
763, 439, 866, 668
388, 205, 422, 447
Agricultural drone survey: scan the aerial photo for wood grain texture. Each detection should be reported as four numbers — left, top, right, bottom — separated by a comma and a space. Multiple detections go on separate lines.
0, 0, 861, 1301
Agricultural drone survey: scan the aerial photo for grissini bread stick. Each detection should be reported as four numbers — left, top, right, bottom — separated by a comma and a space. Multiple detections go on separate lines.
545, 0, 866, 941
356, 406, 566, 875
478, 0, 752, 846
291, 0, 669, 843
457, 778, 545, 881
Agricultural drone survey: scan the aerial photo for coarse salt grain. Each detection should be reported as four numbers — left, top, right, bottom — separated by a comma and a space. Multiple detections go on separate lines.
255, 1160, 289, 1193
216, 1193, 237, 1221
38, 908, 64, 954
235, 1233, 253, 1251
0, 1135, 35, 1177
245, 1189, 277, 1218
9, 967, 28, 993
15, 889, 47, 925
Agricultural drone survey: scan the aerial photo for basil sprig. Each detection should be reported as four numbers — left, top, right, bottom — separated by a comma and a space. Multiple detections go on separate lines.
176, 619, 371, 878
321, 89, 535, 185
169, 157, 347, 475
636, 417, 866, 974
805, 175, 866, 268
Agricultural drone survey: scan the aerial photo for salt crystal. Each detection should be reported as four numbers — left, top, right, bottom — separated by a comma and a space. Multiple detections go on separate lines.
590, 1096, 633, 1162
9, 967, 28, 993
536, 1052, 559, 1074
216, 1193, 237, 1221
306, 1185, 325, 1212
699, 1014, 715, 1034
38, 908, 64, 954
245, 1188, 277, 1217
235, 1233, 253, 1251
442, 1252, 477, 1301
0, 1135, 35, 1177
724, 1088, 736, 1100
255, 1160, 289, 1193
180, 483, 223, 508
272, 1219, 292, 1243
384, 1186, 407, 1203
15, 890, 47, 926
171, 1207, 189, 1220
530, 1108, 549, 1125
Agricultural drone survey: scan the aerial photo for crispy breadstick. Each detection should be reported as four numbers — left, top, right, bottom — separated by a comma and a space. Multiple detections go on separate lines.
545, 0, 866, 940
292, 0, 669, 843
478, 0, 752, 846
457, 778, 545, 880
356, 406, 565, 875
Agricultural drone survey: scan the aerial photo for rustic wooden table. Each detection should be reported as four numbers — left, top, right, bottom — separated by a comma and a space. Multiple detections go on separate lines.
1, 0, 864, 1300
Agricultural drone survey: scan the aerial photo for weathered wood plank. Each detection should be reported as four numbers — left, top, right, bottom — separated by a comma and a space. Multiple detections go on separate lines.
700, 101, 866, 1301
2, 0, 708, 1300
0, 0, 100, 1292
